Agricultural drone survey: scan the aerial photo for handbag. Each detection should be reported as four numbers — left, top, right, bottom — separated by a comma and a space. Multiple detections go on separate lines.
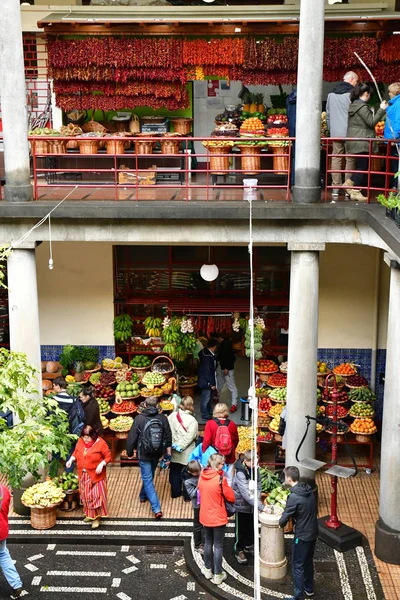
220, 474, 235, 517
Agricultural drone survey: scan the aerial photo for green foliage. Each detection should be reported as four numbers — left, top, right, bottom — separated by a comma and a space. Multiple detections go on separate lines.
377, 191, 399, 210
58, 345, 99, 375
0, 348, 76, 489
0, 246, 11, 290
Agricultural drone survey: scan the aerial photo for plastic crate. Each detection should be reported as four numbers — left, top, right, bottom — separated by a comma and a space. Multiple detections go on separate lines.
141, 119, 169, 134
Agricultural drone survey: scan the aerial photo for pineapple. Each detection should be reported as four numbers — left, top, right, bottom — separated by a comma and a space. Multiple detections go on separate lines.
249, 93, 258, 115
242, 92, 252, 113
74, 361, 85, 382
256, 93, 265, 113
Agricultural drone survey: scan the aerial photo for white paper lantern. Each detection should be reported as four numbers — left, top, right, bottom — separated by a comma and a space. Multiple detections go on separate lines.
200, 263, 219, 282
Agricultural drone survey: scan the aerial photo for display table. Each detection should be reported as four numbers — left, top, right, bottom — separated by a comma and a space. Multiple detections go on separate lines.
103, 431, 138, 466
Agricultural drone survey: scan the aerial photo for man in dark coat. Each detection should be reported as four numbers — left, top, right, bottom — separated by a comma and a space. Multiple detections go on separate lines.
197, 338, 218, 422
279, 466, 318, 600
216, 333, 238, 413
126, 396, 172, 519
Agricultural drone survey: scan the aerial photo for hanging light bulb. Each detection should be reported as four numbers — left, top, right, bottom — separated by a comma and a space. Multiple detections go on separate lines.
200, 247, 219, 282
203, 0, 216, 3
48, 258, 54, 270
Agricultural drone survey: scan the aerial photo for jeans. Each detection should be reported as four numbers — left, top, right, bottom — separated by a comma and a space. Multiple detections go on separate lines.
201, 388, 213, 421
0, 540, 22, 591
216, 368, 238, 405
193, 507, 204, 548
139, 459, 161, 514
292, 538, 316, 599
331, 140, 357, 187
234, 512, 254, 553
204, 525, 226, 575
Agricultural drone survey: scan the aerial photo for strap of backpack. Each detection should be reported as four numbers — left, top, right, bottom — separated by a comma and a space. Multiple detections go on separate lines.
214, 418, 230, 427
176, 411, 188, 433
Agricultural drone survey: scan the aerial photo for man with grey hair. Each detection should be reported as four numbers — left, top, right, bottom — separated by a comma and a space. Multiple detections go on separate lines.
326, 70, 359, 198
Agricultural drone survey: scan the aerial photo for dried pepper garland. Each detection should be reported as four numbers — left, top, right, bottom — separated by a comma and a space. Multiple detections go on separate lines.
379, 35, 400, 64
56, 92, 189, 112
183, 38, 245, 66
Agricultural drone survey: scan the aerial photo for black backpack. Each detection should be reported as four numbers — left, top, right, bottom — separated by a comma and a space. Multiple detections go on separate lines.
140, 417, 166, 457
69, 398, 86, 436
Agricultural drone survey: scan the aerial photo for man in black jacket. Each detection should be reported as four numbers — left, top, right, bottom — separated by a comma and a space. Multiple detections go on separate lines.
197, 338, 218, 422
279, 466, 318, 600
126, 397, 172, 519
216, 334, 238, 413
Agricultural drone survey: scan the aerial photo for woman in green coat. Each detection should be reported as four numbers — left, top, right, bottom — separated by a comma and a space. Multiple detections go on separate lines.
345, 83, 387, 202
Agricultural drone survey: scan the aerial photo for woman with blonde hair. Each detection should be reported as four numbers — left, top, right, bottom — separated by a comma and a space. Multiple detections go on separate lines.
198, 452, 235, 586
168, 396, 199, 499
202, 403, 239, 486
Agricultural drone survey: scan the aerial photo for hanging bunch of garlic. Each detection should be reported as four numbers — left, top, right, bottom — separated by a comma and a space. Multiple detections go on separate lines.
181, 317, 194, 334
162, 316, 171, 330
254, 316, 266, 330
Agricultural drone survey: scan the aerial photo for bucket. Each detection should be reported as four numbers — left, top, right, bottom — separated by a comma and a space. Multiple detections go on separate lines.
240, 396, 253, 422
243, 178, 258, 201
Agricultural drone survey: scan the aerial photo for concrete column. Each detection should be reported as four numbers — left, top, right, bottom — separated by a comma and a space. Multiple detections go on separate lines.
259, 510, 287, 580
292, 0, 325, 204
375, 255, 400, 564
7, 244, 41, 388
285, 244, 323, 483
0, 0, 33, 202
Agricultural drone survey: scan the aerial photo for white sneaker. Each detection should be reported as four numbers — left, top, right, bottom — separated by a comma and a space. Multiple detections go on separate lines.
211, 571, 227, 586
201, 566, 213, 580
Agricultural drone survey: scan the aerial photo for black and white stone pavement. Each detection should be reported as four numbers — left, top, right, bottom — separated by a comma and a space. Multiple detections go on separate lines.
5, 518, 385, 600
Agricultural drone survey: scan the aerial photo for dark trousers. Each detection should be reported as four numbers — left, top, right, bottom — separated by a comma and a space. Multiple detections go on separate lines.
234, 512, 254, 553
292, 538, 316, 599
352, 153, 369, 190
204, 525, 226, 575
201, 388, 213, 421
169, 463, 190, 500
193, 507, 204, 548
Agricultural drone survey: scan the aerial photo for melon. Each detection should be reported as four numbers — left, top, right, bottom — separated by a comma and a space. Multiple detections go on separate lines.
46, 361, 60, 374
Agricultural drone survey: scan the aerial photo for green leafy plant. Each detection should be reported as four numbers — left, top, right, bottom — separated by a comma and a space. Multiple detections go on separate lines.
58, 345, 99, 375
0, 348, 76, 489
0, 246, 11, 290
377, 191, 399, 210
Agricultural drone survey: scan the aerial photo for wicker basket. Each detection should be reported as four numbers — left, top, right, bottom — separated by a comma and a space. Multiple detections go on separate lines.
171, 118, 193, 135
129, 114, 141, 134
151, 355, 174, 378
28, 505, 59, 530
84, 364, 101, 374
272, 145, 289, 174
66, 139, 79, 150
131, 366, 151, 379
78, 139, 100, 154
180, 383, 196, 397
135, 140, 154, 155
160, 139, 180, 155
354, 433, 372, 443
106, 139, 126, 155
114, 431, 129, 440
82, 120, 108, 134
239, 146, 261, 175
208, 146, 231, 175
48, 139, 67, 154
32, 139, 49, 155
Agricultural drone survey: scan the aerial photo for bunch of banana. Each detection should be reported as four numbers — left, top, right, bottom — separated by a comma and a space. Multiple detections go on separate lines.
114, 314, 133, 342
144, 317, 162, 337
348, 387, 376, 403
181, 332, 196, 352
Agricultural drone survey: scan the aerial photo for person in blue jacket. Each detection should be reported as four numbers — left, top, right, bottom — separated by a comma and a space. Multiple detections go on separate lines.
197, 338, 218, 422
384, 82, 400, 189
286, 89, 297, 187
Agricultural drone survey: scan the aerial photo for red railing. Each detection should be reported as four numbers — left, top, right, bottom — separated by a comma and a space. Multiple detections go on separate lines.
26, 135, 293, 202
1, 134, 398, 203
323, 137, 399, 203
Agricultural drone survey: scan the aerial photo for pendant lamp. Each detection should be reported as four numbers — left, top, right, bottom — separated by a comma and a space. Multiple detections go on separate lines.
200, 248, 219, 282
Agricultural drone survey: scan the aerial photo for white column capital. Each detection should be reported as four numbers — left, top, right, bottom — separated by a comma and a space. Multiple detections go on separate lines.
10, 242, 39, 251
384, 253, 400, 270
287, 243, 325, 252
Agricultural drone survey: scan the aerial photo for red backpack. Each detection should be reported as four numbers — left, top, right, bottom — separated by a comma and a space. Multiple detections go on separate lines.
214, 418, 233, 456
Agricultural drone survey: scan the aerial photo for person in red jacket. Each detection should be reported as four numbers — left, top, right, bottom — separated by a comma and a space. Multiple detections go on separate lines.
198, 453, 235, 586
0, 484, 24, 599
202, 403, 239, 486
66, 424, 112, 529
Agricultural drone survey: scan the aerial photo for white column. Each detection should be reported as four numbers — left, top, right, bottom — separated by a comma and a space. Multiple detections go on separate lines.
285, 244, 323, 483
375, 254, 400, 564
0, 0, 33, 202
292, 0, 325, 204
7, 244, 41, 387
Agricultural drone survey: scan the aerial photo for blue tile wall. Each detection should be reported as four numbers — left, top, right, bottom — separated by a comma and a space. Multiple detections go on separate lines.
41, 345, 115, 362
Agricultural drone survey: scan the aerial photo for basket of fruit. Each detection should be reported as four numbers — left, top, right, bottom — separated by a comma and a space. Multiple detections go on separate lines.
332, 363, 357, 377
344, 375, 369, 389
97, 398, 111, 415
159, 399, 174, 413
22, 481, 65, 529
141, 386, 163, 398
202, 140, 234, 175
258, 397, 272, 413
151, 355, 174, 377
267, 373, 287, 388
349, 403, 375, 419
101, 415, 109, 430
269, 403, 283, 419
322, 390, 348, 404
109, 415, 134, 439
350, 417, 377, 442
236, 426, 255, 455
325, 404, 349, 419
115, 381, 141, 401
255, 359, 279, 375
53, 473, 80, 512
324, 420, 349, 443
84, 363, 101, 374
348, 387, 376, 403
269, 387, 287, 403
130, 355, 152, 378
95, 385, 115, 402
141, 370, 166, 388
112, 400, 138, 415
102, 357, 130, 372
257, 432, 274, 444
179, 375, 198, 397
268, 417, 282, 441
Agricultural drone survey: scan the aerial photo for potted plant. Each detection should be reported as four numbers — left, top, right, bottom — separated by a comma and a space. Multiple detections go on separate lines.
0, 348, 76, 515
377, 189, 399, 221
